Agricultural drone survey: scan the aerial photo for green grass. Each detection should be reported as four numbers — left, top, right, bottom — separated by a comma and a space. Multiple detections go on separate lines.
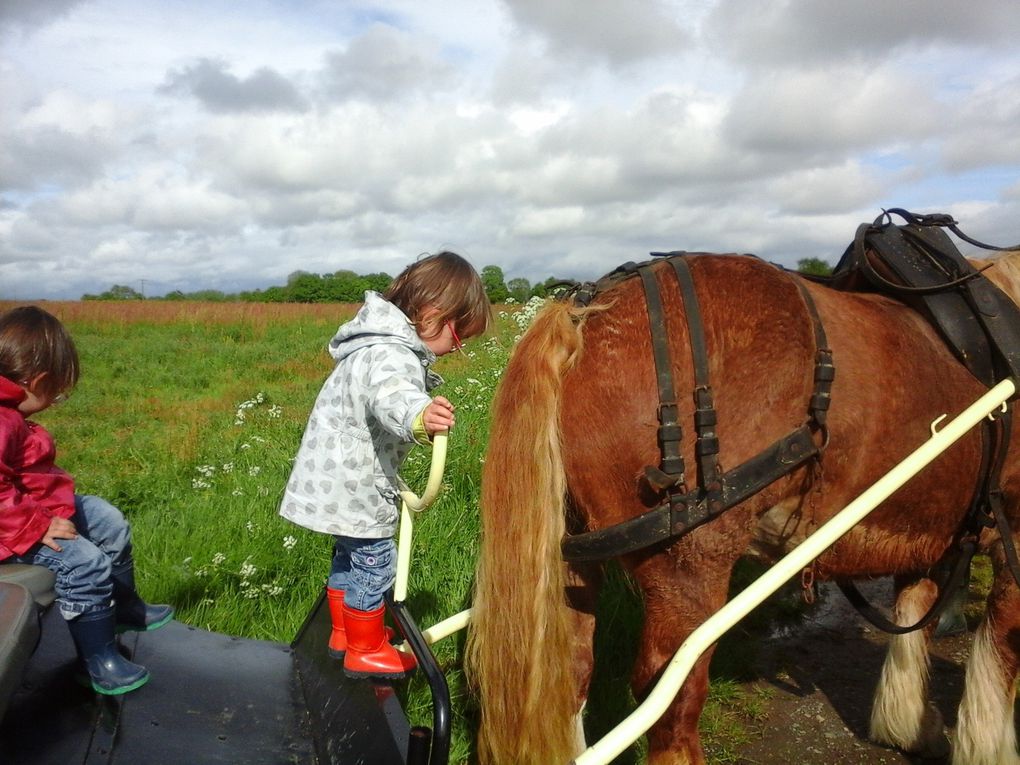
34, 305, 346, 639
15, 298, 789, 764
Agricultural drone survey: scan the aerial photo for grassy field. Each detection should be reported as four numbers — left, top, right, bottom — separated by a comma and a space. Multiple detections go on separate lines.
1, 298, 784, 764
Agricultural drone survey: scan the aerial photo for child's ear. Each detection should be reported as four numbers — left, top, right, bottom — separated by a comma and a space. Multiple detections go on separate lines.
25, 372, 49, 393
418, 306, 442, 339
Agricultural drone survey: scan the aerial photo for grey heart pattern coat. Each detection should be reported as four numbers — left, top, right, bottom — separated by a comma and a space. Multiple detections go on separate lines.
279, 291, 440, 538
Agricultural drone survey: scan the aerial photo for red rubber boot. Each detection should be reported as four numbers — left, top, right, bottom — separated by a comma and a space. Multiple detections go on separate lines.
342, 604, 417, 679
326, 587, 347, 658
326, 588, 395, 658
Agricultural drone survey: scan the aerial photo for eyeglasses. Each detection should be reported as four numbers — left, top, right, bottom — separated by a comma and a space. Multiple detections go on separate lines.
447, 322, 465, 354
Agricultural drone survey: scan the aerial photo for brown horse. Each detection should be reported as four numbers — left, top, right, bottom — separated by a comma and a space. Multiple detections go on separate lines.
465, 250, 1020, 765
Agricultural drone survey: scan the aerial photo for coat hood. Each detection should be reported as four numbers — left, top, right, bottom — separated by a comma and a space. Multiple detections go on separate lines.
327, 291, 436, 366
0, 376, 26, 408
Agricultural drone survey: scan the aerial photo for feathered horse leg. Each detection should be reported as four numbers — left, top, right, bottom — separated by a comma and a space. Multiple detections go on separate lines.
869, 576, 949, 758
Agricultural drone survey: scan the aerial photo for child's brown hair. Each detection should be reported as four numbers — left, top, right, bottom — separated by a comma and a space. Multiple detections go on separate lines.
0, 306, 80, 398
384, 251, 493, 339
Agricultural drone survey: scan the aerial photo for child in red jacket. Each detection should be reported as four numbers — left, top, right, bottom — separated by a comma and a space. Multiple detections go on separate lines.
0, 306, 172, 695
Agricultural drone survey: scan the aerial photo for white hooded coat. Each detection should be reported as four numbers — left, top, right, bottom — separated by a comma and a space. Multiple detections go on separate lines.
279, 292, 441, 538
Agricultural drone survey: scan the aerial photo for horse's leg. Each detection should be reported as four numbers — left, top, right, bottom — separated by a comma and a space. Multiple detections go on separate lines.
565, 561, 603, 756
631, 545, 736, 765
954, 545, 1020, 765
869, 575, 950, 757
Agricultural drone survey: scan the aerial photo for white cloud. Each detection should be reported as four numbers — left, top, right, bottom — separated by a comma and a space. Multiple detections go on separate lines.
319, 23, 456, 103
768, 162, 885, 215
513, 205, 586, 236
0, 0, 85, 34
504, 0, 692, 66
704, 0, 1019, 68
723, 65, 940, 156
0, 0, 1017, 300
160, 58, 309, 114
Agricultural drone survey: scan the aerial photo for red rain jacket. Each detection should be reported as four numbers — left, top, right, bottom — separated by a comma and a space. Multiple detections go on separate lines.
0, 375, 76, 560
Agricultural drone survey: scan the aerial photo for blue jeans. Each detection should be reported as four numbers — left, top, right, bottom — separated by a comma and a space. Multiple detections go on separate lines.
5, 495, 132, 620
328, 536, 396, 612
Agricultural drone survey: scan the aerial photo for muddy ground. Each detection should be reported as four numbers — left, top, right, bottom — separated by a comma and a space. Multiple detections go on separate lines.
732, 579, 974, 765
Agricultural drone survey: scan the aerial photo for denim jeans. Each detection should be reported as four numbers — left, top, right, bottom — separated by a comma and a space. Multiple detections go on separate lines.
5, 495, 133, 620
328, 536, 396, 612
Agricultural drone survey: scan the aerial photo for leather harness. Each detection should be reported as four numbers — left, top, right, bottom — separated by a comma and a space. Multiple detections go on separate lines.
560, 254, 833, 564
559, 211, 1020, 635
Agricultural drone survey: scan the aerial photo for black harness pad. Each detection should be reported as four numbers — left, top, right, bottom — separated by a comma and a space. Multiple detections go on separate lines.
825, 209, 1020, 389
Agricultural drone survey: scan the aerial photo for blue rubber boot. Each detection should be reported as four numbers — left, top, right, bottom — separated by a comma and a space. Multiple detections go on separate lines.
67, 607, 149, 695
112, 566, 174, 633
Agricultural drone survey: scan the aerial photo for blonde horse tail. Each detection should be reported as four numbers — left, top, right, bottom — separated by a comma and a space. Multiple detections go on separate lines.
466, 300, 588, 765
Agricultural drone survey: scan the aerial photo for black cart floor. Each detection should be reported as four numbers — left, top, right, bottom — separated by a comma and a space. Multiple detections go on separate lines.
0, 599, 409, 764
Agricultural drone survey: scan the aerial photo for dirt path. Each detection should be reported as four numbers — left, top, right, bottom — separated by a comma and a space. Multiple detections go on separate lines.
732, 580, 972, 765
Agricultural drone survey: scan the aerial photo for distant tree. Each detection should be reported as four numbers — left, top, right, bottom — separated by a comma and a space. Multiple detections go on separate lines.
286, 270, 313, 286
184, 289, 229, 302
530, 276, 569, 298
797, 258, 832, 276
481, 265, 510, 303
289, 273, 329, 303
82, 284, 145, 301
507, 277, 531, 303
326, 272, 368, 302
258, 286, 289, 303
362, 272, 392, 294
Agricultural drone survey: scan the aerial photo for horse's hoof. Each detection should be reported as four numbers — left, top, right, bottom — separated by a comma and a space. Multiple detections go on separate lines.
913, 704, 950, 760
915, 732, 950, 760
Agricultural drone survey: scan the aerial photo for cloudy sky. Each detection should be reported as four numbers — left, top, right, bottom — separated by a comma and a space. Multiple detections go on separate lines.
2, 0, 1019, 300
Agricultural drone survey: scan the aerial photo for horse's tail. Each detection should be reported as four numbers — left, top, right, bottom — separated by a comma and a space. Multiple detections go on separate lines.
466, 300, 589, 765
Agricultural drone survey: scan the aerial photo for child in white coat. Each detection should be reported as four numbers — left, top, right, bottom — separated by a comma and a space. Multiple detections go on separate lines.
281, 251, 491, 679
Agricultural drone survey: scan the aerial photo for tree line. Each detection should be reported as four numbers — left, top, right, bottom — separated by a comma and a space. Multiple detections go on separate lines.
82, 265, 570, 304
82, 259, 832, 303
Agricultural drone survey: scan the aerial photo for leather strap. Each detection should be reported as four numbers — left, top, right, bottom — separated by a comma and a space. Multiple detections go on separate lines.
562, 425, 819, 562
668, 257, 723, 498
637, 265, 687, 486
836, 542, 976, 635
791, 277, 834, 431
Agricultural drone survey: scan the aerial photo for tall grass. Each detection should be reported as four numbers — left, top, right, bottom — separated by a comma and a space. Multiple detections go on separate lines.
1, 298, 788, 763
1, 300, 353, 638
